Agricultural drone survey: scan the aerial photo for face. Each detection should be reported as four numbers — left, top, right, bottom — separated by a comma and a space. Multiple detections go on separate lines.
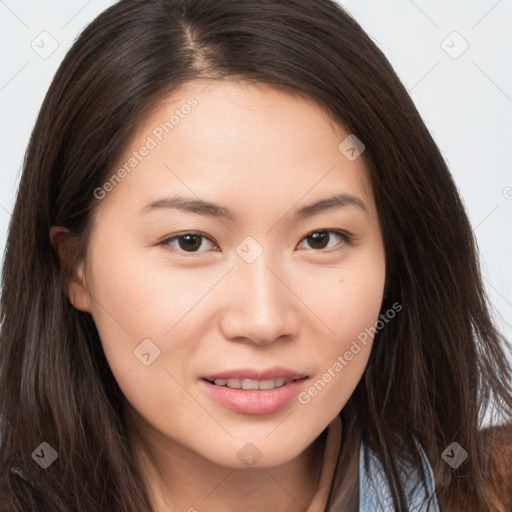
58, 80, 386, 468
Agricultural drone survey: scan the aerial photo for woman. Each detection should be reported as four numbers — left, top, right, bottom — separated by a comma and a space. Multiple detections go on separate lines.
1, 0, 511, 510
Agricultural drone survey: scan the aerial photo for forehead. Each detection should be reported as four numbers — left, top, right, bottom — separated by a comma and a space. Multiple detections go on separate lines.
99, 79, 376, 221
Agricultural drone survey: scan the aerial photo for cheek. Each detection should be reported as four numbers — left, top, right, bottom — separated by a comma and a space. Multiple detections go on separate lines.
84, 234, 226, 385
86, 232, 186, 334
84, 243, 206, 431
83, 234, 167, 377
309, 242, 386, 342
297, 244, 385, 408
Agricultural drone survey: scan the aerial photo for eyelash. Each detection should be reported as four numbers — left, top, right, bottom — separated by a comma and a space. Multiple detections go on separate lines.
157, 229, 354, 255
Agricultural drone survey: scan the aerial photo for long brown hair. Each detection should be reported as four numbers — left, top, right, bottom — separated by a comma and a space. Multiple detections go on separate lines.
1, 0, 511, 510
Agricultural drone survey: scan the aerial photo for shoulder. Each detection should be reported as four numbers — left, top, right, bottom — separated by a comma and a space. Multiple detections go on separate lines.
0, 464, 58, 511
479, 422, 512, 495
479, 423, 512, 480
433, 424, 512, 512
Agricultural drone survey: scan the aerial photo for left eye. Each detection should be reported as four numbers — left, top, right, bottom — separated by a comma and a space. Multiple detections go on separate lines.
159, 229, 352, 254
159, 232, 218, 253
297, 230, 351, 252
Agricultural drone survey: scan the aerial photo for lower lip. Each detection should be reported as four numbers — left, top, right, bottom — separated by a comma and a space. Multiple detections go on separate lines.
200, 378, 307, 415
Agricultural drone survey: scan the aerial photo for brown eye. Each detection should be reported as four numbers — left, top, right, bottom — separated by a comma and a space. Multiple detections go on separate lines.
298, 230, 352, 252
177, 234, 204, 252
160, 232, 217, 253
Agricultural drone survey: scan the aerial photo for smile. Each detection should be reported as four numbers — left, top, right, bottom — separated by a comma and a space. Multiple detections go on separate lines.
207, 377, 304, 390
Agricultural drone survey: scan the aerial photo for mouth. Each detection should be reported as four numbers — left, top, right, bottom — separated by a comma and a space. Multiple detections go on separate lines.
199, 367, 309, 415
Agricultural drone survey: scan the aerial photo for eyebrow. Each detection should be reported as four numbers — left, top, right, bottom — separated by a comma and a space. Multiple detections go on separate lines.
141, 192, 369, 222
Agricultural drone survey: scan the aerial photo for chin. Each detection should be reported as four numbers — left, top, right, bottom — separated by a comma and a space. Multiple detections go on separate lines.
198, 437, 310, 470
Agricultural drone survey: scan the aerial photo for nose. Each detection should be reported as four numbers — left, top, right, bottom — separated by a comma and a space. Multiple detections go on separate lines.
218, 254, 299, 346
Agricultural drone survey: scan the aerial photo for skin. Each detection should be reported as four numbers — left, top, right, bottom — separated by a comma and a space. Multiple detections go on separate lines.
51, 79, 386, 512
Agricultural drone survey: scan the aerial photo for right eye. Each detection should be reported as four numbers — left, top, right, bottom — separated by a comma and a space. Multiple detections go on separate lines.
158, 231, 220, 254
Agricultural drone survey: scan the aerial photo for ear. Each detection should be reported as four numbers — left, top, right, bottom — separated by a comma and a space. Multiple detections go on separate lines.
49, 226, 92, 312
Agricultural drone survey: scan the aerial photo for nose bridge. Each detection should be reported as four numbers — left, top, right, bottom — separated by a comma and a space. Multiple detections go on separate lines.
240, 251, 280, 306
236, 234, 282, 298
220, 239, 296, 344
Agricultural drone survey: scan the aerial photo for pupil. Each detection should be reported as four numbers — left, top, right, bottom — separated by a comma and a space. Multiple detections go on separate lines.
179, 234, 202, 252
308, 232, 328, 250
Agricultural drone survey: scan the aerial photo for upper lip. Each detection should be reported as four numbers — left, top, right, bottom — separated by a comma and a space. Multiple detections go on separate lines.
202, 366, 308, 382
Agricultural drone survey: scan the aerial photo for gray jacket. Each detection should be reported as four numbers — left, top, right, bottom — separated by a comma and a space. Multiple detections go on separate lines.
359, 438, 440, 511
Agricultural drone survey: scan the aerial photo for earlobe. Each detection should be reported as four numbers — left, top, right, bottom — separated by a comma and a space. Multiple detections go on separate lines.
68, 261, 92, 312
49, 226, 92, 313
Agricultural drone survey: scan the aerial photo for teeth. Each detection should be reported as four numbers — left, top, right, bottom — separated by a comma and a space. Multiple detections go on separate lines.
227, 378, 242, 388
242, 379, 259, 390
259, 378, 282, 390
213, 377, 290, 390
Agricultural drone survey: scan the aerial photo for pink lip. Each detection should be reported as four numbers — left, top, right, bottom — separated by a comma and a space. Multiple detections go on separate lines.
202, 366, 307, 381
200, 377, 308, 415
